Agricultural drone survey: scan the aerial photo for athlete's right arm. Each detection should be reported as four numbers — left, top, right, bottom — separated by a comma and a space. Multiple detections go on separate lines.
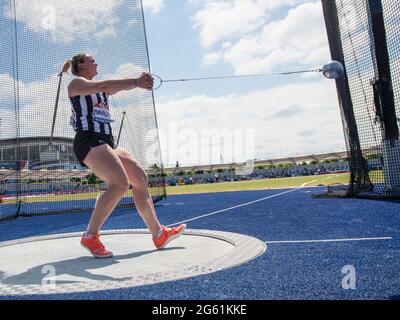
68, 77, 136, 97
68, 73, 153, 96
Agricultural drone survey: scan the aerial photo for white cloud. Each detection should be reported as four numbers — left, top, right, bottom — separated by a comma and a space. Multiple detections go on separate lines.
143, 0, 164, 14
207, 2, 330, 75
3, 0, 122, 43
192, 0, 267, 48
156, 79, 346, 166
104, 63, 148, 80
202, 52, 223, 67
0, 73, 73, 139
190, 0, 316, 48
190, 1, 331, 77
0, 74, 22, 102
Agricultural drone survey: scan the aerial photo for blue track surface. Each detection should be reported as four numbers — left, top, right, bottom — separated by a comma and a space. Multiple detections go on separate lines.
0, 187, 399, 300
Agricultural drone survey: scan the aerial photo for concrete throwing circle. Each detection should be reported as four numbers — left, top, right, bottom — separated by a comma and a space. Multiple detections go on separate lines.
0, 229, 266, 296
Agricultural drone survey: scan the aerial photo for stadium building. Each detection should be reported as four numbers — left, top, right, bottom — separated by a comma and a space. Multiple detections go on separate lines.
0, 137, 82, 170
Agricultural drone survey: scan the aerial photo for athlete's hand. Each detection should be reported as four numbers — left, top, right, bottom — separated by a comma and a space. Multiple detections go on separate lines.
136, 72, 154, 90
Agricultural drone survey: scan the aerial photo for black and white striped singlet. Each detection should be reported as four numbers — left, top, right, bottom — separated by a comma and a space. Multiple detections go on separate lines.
69, 92, 114, 135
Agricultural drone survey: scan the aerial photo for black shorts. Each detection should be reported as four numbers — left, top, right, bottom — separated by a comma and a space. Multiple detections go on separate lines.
73, 132, 115, 167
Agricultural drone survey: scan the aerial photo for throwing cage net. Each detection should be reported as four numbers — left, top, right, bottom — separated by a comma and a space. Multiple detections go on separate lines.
0, 0, 166, 221
321, 0, 400, 199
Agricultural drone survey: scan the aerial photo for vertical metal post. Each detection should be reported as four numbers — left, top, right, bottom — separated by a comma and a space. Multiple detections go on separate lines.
321, 0, 372, 195
367, 0, 400, 195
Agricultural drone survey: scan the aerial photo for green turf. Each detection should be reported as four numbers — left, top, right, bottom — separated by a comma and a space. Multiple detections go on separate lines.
166, 173, 350, 195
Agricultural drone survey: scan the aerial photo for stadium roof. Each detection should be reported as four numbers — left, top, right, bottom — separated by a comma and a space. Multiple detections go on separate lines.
0, 169, 90, 181
0, 137, 73, 145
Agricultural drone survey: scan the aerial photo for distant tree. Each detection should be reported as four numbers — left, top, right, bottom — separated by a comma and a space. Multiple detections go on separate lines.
366, 153, 382, 160
87, 173, 101, 185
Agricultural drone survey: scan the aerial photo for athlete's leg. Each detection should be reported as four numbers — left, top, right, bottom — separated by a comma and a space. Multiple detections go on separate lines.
83, 144, 130, 235
114, 147, 162, 237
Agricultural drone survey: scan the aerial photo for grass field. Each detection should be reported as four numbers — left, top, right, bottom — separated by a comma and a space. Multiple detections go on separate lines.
1, 173, 350, 205
165, 173, 350, 195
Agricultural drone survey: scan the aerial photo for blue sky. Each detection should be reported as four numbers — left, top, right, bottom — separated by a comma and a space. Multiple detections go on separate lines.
0, 0, 346, 167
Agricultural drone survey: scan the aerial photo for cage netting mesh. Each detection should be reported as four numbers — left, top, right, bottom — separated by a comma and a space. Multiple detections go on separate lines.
0, 0, 166, 221
320, 0, 400, 199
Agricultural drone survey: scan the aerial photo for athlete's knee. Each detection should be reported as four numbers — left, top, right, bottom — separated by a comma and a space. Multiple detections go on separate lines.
108, 175, 130, 193
142, 171, 149, 184
130, 169, 148, 188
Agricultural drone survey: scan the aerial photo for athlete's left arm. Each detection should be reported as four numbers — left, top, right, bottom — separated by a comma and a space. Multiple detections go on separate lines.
107, 89, 122, 96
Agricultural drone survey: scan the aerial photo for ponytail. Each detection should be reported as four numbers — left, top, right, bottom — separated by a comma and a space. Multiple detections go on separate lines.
61, 59, 72, 74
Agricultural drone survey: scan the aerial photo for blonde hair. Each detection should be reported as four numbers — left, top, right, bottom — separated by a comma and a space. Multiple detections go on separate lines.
61, 53, 90, 76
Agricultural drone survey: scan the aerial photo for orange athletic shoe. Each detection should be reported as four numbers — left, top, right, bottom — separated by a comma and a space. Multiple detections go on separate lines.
153, 224, 186, 249
80, 233, 113, 258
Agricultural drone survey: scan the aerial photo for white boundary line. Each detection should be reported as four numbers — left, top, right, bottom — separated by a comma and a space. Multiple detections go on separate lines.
167, 180, 318, 227
265, 236, 393, 244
